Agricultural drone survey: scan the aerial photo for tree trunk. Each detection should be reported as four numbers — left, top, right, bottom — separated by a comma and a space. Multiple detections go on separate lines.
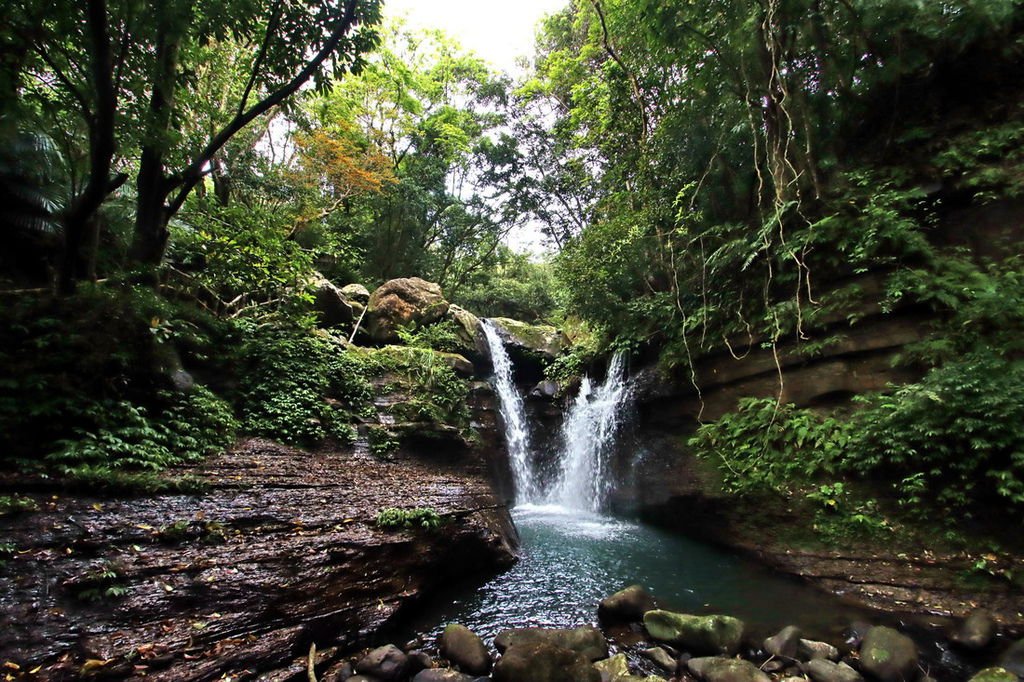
130, 4, 180, 267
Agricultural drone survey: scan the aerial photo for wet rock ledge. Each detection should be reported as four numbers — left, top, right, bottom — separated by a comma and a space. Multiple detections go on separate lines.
0, 438, 518, 680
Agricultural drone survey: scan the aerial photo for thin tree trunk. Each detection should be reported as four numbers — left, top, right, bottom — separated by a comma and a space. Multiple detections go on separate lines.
58, 0, 116, 294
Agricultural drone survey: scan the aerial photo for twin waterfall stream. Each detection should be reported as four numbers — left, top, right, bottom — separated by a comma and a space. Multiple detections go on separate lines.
481, 320, 631, 511
404, 321, 884, 657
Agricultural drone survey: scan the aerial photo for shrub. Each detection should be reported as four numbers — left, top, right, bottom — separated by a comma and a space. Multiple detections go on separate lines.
374, 507, 443, 531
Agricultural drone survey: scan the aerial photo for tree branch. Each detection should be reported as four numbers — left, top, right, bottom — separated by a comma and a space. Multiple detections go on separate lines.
166, 0, 363, 217
237, 0, 284, 117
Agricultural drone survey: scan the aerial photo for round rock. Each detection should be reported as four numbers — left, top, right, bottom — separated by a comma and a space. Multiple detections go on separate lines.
439, 624, 492, 675
858, 626, 918, 682
599, 585, 657, 624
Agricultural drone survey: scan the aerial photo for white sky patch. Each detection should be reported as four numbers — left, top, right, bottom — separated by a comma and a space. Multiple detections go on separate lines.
382, 0, 569, 258
384, 0, 567, 77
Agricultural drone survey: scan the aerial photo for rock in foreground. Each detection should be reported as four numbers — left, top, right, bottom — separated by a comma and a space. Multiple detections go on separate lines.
643, 610, 745, 656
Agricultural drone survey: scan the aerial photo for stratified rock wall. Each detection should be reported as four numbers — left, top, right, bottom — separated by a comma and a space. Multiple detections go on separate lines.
0, 425, 516, 679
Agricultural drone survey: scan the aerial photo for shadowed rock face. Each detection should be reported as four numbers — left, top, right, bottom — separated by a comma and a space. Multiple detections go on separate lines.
0, 437, 517, 680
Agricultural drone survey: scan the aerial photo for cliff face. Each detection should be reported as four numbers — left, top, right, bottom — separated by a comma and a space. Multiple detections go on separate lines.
609, 198, 1024, 623
0, 388, 518, 680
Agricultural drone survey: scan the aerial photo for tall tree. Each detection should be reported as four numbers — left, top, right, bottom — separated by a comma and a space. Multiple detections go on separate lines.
9, 0, 383, 291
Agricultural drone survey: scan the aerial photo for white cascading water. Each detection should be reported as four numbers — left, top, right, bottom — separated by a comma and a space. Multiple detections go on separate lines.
481, 320, 537, 503
547, 352, 631, 511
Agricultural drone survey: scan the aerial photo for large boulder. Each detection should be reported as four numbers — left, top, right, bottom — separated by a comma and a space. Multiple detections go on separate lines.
439, 624, 492, 675
686, 657, 770, 682
951, 609, 997, 651
492, 641, 601, 682
804, 659, 864, 682
999, 638, 1024, 677
593, 653, 666, 682
311, 273, 355, 327
598, 585, 657, 624
487, 317, 567, 362
355, 644, 408, 680
368, 278, 450, 342
494, 626, 608, 662
643, 611, 745, 656
858, 626, 918, 682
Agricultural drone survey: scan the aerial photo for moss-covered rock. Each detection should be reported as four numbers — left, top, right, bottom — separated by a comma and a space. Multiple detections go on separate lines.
488, 317, 567, 361
858, 626, 918, 682
968, 668, 1018, 682
643, 610, 745, 656
439, 623, 492, 675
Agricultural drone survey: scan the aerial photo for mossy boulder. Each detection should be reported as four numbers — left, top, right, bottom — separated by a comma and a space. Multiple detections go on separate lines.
969, 668, 1018, 682
488, 317, 567, 362
368, 278, 450, 342
858, 626, 918, 682
439, 623, 491, 675
643, 610, 745, 656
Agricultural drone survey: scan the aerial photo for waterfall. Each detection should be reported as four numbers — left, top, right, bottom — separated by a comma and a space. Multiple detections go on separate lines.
547, 352, 631, 512
481, 320, 537, 503
482, 319, 632, 511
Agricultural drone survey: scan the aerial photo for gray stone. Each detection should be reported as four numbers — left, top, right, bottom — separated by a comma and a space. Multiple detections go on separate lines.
492, 641, 601, 682
764, 626, 802, 658
858, 626, 918, 682
598, 585, 657, 624
686, 656, 771, 682
594, 653, 666, 681
952, 609, 997, 651
798, 638, 840, 661
439, 623, 492, 675
805, 659, 864, 682
446, 304, 487, 358
999, 638, 1024, 677
355, 644, 408, 681
639, 647, 677, 672
342, 283, 371, 304
494, 626, 608, 662
643, 610, 745, 656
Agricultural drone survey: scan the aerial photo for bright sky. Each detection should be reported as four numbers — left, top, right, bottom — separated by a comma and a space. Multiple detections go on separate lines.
383, 0, 569, 76
382, 0, 569, 256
